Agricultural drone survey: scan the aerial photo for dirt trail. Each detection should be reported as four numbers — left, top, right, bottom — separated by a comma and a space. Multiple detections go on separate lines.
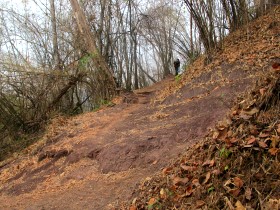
0, 11, 279, 209
0, 69, 260, 210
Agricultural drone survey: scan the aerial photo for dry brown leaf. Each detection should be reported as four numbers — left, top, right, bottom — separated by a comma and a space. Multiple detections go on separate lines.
180, 164, 197, 172
212, 169, 221, 175
233, 177, 244, 188
202, 159, 215, 167
162, 167, 173, 175
196, 200, 206, 208
160, 188, 167, 199
239, 113, 252, 120
192, 179, 200, 187
245, 187, 252, 200
148, 198, 157, 206
213, 131, 219, 139
173, 177, 189, 186
218, 129, 228, 140
272, 62, 280, 69
277, 124, 280, 134
263, 199, 280, 209
203, 172, 211, 184
249, 125, 259, 135
225, 197, 235, 210
227, 130, 233, 137
230, 138, 239, 144
209, 159, 215, 167
242, 107, 259, 116
259, 88, 265, 95
185, 185, 193, 196
269, 148, 279, 156
232, 110, 238, 116
271, 135, 280, 148
129, 205, 137, 210
230, 188, 241, 197
258, 141, 268, 148
235, 200, 246, 210
259, 133, 270, 138
247, 136, 256, 144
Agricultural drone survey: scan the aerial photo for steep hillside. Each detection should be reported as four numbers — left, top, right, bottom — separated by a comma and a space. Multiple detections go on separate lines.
0, 7, 279, 210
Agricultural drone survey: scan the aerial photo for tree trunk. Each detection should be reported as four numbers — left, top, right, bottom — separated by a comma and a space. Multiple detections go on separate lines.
49, 0, 61, 70
69, 0, 116, 89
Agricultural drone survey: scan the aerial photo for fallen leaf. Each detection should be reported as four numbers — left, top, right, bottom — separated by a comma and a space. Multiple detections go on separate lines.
192, 179, 200, 187
249, 125, 259, 135
202, 172, 211, 184
259, 88, 266, 95
148, 198, 157, 206
230, 188, 240, 197
272, 62, 280, 69
129, 205, 137, 210
242, 107, 259, 116
185, 185, 193, 196
269, 148, 279, 156
212, 169, 221, 175
259, 133, 270, 138
225, 197, 234, 210
209, 159, 215, 167
213, 131, 219, 139
277, 124, 280, 134
271, 135, 280, 148
263, 199, 280, 209
180, 164, 197, 172
232, 110, 238, 115
173, 177, 189, 185
258, 141, 268, 148
233, 177, 244, 188
160, 188, 167, 199
202, 159, 215, 167
218, 129, 228, 140
162, 167, 173, 175
239, 113, 252, 120
235, 200, 246, 210
247, 136, 256, 144
196, 200, 206, 208
245, 187, 252, 200
227, 130, 233, 137
230, 138, 239, 144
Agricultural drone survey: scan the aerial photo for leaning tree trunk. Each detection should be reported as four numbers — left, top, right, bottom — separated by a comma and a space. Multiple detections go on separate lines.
69, 0, 116, 91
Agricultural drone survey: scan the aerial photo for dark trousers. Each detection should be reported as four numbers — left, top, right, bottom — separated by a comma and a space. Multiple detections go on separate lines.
175, 67, 179, 75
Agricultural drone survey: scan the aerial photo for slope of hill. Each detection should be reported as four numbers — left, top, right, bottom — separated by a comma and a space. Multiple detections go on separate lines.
0, 7, 279, 210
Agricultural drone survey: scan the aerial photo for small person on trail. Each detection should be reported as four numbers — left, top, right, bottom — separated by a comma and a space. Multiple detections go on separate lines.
174, 58, 180, 76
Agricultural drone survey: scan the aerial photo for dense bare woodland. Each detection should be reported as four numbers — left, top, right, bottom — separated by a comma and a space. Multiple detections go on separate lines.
0, 0, 278, 158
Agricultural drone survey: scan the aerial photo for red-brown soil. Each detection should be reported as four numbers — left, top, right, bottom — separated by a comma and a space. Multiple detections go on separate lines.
0, 8, 279, 210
